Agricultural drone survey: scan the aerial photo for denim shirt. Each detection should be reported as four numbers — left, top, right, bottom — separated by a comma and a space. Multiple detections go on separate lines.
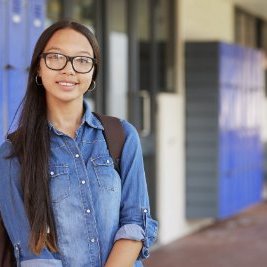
0, 100, 158, 267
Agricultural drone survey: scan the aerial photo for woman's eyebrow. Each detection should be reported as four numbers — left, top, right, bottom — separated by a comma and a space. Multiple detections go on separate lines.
46, 47, 61, 52
78, 50, 93, 56
45, 47, 93, 56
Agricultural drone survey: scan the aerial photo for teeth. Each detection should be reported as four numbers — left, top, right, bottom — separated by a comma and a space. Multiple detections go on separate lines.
58, 82, 75, 86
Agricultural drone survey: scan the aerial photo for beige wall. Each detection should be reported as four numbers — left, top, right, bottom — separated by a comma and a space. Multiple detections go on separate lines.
156, 93, 214, 245
180, 0, 234, 42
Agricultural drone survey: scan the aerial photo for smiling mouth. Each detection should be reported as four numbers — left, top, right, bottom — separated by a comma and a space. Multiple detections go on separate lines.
57, 81, 77, 87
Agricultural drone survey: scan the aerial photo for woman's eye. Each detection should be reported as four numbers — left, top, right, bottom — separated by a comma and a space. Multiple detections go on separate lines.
47, 54, 62, 60
76, 57, 90, 64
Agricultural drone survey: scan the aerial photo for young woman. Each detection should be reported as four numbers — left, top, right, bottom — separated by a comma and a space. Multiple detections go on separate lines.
0, 20, 158, 267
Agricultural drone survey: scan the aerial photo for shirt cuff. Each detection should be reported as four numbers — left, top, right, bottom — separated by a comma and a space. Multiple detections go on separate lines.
21, 259, 63, 267
114, 223, 145, 242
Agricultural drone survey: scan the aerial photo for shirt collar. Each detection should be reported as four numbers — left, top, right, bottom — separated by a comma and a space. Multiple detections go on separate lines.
48, 99, 104, 134
83, 99, 104, 130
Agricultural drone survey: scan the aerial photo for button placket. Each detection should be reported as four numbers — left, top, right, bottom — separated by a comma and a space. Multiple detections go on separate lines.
57, 138, 101, 266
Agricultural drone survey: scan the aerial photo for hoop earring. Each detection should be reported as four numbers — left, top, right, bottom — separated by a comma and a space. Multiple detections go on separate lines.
87, 80, 96, 92
35, 75, 43, 86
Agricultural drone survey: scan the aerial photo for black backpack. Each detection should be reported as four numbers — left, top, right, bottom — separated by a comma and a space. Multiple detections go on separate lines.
0, 114, 125, 267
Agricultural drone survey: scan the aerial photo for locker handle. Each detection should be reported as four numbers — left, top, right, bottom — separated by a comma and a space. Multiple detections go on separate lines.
4, 64, 15, 70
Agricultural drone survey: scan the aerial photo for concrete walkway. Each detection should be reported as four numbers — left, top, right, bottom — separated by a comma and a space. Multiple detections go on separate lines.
144, 201, 267, 267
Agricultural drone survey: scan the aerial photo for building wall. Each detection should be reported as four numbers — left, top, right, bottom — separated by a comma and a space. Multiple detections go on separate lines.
156, 0, 263, 245
156, 93, 215, 245
181, 0, 234, 42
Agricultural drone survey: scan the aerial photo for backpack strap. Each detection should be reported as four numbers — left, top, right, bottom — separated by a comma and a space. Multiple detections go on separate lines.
92, 112, 125, 173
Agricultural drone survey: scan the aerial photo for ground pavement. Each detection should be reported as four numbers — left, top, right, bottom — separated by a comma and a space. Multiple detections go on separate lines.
144, 201, 267, 267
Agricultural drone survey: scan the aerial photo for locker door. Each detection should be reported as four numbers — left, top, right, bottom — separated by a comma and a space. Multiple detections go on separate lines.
0, 0, 7, 142
7, 0, 27, 131
218, 84, 231, 218
26, 0, 46, 66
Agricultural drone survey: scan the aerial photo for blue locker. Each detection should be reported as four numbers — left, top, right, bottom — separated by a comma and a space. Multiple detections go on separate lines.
7, 0, 27, 128
220, 43, 233, 86
186, 42, 264, 219
0, 0, 5, 66
0, 0, 7, 143
7, 0, 27, 68
26, 0, 46, 66
7, 69, 27, 133
218, 84, 231, 218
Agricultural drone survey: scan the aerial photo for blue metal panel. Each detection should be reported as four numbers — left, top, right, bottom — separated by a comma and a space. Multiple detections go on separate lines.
7, 0, 27, 129
0, 0, 7, 143
219, 81, 236, 218
7, 0, 27, 68
219, 43, 232, 86
26, 0, 46, 66
7, 69, 27, 132
0, 0, 5, 65
218, 43, 264, 218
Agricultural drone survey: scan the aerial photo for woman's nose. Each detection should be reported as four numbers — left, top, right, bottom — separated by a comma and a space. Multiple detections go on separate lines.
61, 60, 75, 75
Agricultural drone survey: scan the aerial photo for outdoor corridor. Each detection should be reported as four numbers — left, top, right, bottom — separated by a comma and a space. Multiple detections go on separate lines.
144, 201, 267, 267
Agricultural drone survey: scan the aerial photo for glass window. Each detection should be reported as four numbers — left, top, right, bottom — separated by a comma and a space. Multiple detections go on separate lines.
262, 22, 267, 57
46, 0, 95, 29
138, 0, 175, 92
46, 0, 62, 27
72, 0, 96, 29
106, 0, 128, 119
235, 8, 258, 48
155, 0, 175, 92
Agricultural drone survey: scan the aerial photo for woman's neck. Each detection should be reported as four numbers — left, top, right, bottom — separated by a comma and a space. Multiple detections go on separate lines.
47, 99, 84, 138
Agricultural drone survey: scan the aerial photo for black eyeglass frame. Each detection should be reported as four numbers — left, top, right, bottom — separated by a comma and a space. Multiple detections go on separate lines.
40, 52, 97, 74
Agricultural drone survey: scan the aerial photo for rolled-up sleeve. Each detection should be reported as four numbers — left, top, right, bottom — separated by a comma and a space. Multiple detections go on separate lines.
21, 259, 63, 267
114, 121, 158, 259
114, 224, 145, 241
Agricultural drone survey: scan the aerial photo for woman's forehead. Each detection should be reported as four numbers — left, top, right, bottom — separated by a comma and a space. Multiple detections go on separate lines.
44, 28, 94, 56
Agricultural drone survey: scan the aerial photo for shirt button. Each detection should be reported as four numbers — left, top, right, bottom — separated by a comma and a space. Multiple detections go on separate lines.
86, 209, 91, 213
50, 171, 54, 176
81, 180, 86, 184
90, 238, 95, 243
75, 154, 80, 158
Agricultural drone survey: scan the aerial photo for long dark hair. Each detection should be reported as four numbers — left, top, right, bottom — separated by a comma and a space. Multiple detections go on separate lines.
7, 20, 100, 255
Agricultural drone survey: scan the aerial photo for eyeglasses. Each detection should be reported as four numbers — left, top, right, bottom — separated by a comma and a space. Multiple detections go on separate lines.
40, 52, 96, 74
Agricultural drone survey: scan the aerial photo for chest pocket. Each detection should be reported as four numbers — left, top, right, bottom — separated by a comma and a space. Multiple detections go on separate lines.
91, 155, 120, 192
49, 165, 70, 203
